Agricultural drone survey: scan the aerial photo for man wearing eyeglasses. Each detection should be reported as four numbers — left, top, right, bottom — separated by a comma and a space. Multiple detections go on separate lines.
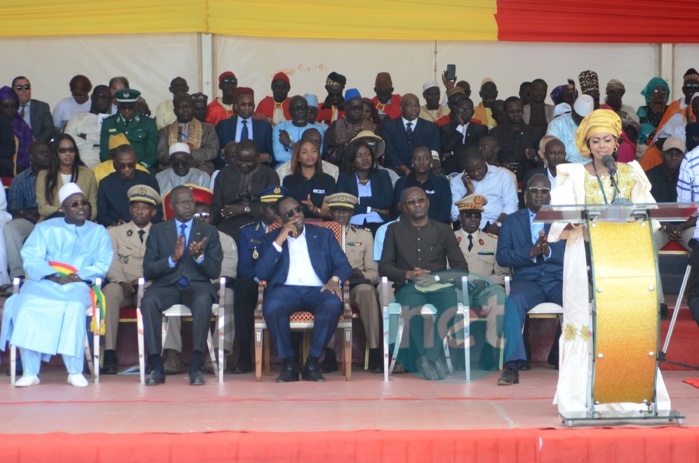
255, 196, 352, 383
11, 76, 54, 143
97, 144, 161, 227
140, 185, 223, 386
0, 183, 112, 388
157, 93, 219, 175
495, 174, 565, 386
155, 143, 210, 197
206, 71, 238, 128
379, 187, 468, 380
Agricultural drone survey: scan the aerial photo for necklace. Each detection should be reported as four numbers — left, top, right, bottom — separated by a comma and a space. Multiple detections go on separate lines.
591, 160, 616, 204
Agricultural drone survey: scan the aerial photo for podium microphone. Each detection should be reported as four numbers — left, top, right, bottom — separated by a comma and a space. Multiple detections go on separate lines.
602, 155, 617, 176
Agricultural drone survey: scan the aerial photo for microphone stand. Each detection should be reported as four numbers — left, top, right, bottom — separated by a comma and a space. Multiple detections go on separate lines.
609, 171, 632, 206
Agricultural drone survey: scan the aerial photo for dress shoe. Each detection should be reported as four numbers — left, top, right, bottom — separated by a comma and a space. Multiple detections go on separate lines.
433, 357, 448, 380
415, 355, 439, 381
519, 362, 531, 371
301, 363, 326, 382
547, 352, 560, 370
15, 375, 40, 387
497, 367, 519, 386
67, 374, 89, 387
101, 350, 118, 375
146, 371, 166, 386
229, 361, 253, 374
190, 370, 205, 386
162, 349, 185, 375
276, 360, 299, 383
319, 348, 338, 373
368, 348, 384, 374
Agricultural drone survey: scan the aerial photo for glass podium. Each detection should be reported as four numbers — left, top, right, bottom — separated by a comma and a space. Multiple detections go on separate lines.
534, 203, 694, 427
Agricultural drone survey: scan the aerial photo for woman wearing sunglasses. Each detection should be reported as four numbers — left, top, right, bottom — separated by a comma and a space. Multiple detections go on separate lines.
36, 134, 97, 221
282, 139, 336, 218
547, 109, 667, 416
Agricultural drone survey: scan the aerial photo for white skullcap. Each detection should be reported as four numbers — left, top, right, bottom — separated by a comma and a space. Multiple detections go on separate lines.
573, 94, 594, 118
422, 81, 439, 92
480, 77, 495, 87
553, 103, 572, 118
169, 142, 190, 157
58, 182, 84, 205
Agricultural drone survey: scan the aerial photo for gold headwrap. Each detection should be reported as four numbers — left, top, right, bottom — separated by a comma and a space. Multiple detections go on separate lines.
574, 109, 622, 158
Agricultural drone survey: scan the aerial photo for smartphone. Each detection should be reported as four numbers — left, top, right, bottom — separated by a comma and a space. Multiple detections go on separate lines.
446, 64, 456, 81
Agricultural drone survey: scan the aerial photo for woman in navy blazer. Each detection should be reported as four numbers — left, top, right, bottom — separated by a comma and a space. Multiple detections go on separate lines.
336, 139, 393, 234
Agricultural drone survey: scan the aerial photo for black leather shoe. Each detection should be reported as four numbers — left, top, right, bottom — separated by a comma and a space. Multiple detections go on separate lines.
547, 352, 559, 370
101, 351, 118, 375
319, 348, 338, 373
101, 365, 118, 375
368, 348, 384, 374
416, 355, 439, 381
519, 362, 531, 371
146, 371, 166, 386
229, 361, 253, 374
190, 371, 205, 386
497, 367, 519, 386
302, 363, 326, 382
276, 360, 299, 383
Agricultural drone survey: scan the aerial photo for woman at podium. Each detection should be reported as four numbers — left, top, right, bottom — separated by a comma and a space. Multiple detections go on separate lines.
548, 109, 671, 415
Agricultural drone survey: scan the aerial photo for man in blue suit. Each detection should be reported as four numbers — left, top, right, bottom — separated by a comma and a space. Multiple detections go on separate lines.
496, 174, 565, 386
382, 94, 441, 176
216, 87, 274, 165
255, 196, 352, 382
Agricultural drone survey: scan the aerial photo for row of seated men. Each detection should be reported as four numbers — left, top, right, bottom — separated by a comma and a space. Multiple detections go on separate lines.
9, 67, 699, 185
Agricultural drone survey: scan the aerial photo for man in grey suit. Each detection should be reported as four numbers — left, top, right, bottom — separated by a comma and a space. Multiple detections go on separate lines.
140, 185, 223, 386
12, 76, 55, 143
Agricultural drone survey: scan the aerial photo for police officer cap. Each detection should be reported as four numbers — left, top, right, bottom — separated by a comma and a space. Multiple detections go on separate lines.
128, 184, 162, 206
325, 193, 358, 210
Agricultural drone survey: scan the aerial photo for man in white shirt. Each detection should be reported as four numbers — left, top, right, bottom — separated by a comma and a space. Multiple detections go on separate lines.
449, 147, 518, 235
254, 196, 352, 382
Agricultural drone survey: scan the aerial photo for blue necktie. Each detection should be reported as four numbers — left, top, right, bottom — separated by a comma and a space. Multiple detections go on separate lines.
178, 223, 189, 287
240, 119, 249, 140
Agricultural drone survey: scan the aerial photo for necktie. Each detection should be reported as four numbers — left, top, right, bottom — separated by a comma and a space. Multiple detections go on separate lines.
19, 105, 26, 119
178, 224, 190, 287
468, 234, 474, 252
240, 119, 249, 140
138, 230, 145, 243
406, 121, 414, 151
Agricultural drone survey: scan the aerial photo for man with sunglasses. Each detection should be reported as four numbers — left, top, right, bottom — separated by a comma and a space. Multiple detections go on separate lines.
379, 187, 468, 380
155, 143, 210, 196
255, 196, 352, 382
97, 144, 161, 227
206, 71, 238, 128
0, 183, 113, 387
157, 93, 219, 175
11, 76, 54, 143
496, 174, 565, 386
99, 89, 158, 172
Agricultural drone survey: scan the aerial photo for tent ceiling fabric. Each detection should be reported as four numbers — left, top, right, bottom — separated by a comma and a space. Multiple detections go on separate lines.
5, 0, 699, 43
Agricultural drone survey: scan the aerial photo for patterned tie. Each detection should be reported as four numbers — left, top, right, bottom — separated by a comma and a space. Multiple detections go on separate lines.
138, 230, 145, 243
468, 234, 474, 252
406, 121, 414, 152
19, 105, 26, 119
178, 224, 189, 287
240, 119, 249, 140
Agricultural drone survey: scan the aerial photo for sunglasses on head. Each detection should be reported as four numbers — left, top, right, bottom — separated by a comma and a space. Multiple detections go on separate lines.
69, 200, 90, 208
527, 187, 551, 194
284, 206, 303, 218
58, 147, 76, 154
193, 212, 210, 219
15, 84, 30, 91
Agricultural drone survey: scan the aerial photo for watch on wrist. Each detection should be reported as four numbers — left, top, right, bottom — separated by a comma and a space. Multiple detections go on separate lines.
494, 221, 502, 227
244, 206, 251, 214
331, 276, 340, 284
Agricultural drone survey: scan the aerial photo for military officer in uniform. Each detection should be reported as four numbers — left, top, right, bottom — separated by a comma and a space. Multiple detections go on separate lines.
326, 193, 383, 373
454, 193, 509, 370
100, 89, 159, 172
230, 185, 285, 373
102, 184, 161, 374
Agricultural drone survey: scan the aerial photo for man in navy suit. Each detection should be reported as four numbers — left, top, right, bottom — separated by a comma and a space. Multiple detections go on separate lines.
440, 98, 488, 175
216, 87, 274, 165
255, 196, 352, 382
12, 76, 55, 143
496, 175, 564, 385
382, 93, 441, 176
140, 185, 223, 386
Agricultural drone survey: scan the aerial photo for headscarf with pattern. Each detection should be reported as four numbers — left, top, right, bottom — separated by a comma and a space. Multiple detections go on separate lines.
574, 109, 622, 158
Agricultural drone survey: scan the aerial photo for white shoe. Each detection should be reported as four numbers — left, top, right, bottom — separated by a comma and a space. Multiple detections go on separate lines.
15, 375, 40, 387
67, 374, 89, 387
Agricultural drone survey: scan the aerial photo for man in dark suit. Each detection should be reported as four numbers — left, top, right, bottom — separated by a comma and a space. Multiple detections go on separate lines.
440, 98, 488, 175
255, 196, 352, 383
12, 76, 55, 143
496, 174, 565, 386
216, 87, 274, 165
141, 185, 223, 386
382, 93, 441, 176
